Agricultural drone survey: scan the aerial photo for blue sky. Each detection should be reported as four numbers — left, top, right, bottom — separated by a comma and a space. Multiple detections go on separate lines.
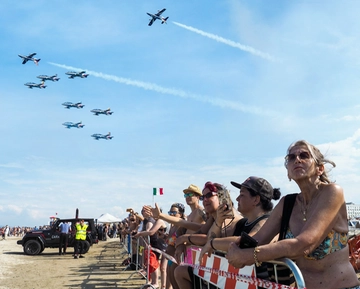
1, 1, 360, 227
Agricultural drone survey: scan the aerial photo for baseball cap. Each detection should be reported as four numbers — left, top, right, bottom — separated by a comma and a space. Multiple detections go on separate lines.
231, 176, 274, 200
183, 184, 202, 196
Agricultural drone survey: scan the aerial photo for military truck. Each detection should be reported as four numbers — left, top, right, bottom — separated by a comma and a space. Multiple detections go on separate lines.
17, 218, 98, 255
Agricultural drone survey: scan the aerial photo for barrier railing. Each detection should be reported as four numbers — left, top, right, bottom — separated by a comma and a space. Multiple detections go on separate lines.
123, 235, 156, 288
120, 238, 306, 289
187, 247, 306, 289
122, 234, 135, 271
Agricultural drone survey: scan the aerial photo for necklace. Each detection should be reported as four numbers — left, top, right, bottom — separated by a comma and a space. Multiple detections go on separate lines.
220, 217, 235, 237
301, 202, 308, 222
300, 196, 313, 222
300, 184, 322, 222
245, 214, 267, 226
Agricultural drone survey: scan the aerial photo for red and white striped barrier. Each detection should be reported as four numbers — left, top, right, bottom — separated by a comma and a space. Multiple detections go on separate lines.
151, 245, 304, 289
185, 247, 303, 289
189, 247, 256, 289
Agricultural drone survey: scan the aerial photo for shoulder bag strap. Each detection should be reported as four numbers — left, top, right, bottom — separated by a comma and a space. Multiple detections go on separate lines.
279, 193, 298, 240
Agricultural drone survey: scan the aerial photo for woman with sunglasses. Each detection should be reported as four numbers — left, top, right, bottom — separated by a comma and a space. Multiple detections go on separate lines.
174, 182, 242, 251
174, 182, 242, 289
227, 140, 360, 289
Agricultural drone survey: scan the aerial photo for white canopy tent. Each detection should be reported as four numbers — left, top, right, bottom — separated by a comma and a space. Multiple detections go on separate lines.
97, 213, 122, 223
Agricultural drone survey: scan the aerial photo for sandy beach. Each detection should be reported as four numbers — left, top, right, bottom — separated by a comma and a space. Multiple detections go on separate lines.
0, 237, 147, 289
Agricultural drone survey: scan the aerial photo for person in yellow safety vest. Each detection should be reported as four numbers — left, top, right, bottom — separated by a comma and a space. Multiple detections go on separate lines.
74, 219, 88, 259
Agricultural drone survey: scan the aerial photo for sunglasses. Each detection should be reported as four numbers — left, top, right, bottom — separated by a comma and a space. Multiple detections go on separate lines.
184, 192, 195, 198
285, 151, 311, 164
168, 210, 179, 215
199, 192, 217, 201
158, 227, 166, 232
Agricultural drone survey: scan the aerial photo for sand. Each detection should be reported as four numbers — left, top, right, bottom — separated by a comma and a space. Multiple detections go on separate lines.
0, 237, 148, 289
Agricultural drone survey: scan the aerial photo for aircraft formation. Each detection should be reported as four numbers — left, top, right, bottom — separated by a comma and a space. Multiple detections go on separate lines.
19, 9, 169, 140
19, 52, 114, 140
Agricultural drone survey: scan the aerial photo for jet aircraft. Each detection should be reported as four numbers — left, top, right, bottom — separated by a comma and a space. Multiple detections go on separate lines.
24, 82, 46, 89
147, 8, 169, 26
62, 121, 85, 129
37, 74, 60, 82
65, 71, 89, 79
91, 132, 113, 140
62, 102, 85, 109
18, 53, 41, 65
90, 108, 113, 116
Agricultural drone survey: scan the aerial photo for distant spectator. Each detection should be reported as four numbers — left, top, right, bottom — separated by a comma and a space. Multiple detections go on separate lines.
4, 225, 9, 240
59, 222, 71, 255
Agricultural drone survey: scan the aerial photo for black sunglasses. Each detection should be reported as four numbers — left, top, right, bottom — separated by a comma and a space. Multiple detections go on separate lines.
158, 227, 166, 232
285, 151, 311, 164
199, 192, 217, 201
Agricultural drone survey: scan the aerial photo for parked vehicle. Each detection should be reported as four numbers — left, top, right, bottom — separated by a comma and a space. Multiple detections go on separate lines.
17, 218, 98, 255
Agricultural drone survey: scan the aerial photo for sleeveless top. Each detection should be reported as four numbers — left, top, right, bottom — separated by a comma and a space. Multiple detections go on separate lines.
233, 214, 270, 236
233, 214, 270, 283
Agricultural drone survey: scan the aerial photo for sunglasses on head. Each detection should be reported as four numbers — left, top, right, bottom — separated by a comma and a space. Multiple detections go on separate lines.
199, 191, 217, 201
184, 192, 195, 198
285, 151, 311, 164
168, 210, 179, 215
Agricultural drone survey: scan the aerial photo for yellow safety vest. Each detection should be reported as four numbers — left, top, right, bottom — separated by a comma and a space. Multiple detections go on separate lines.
75, 224, 88, 240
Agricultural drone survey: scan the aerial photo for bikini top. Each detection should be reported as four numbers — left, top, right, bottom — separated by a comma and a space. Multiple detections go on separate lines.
167, 231, 177, 246
285, 228, 348, 260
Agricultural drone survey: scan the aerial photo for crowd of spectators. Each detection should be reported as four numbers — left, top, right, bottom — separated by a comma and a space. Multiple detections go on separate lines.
113, 140, 359, 289
0, 225, 51, 239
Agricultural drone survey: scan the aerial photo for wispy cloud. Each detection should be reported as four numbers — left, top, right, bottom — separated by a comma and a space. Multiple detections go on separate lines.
172, 21, 279, 62
48, 62, 274, 116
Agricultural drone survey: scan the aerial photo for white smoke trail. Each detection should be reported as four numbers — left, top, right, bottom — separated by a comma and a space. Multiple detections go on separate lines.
172, 21, 278, 62
48, 62, 274, 116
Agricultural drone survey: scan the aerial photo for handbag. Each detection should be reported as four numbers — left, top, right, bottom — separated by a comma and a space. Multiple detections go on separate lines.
267, 193, 297, 286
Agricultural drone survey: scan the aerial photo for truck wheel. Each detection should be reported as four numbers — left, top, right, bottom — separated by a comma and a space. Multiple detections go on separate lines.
81, 240, 90, 254
24, 240, 42, 255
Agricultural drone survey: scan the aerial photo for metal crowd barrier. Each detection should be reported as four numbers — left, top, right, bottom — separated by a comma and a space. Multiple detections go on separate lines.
121, 234, 136, 272
188, 247, 306, 289
123, 235, 157, 288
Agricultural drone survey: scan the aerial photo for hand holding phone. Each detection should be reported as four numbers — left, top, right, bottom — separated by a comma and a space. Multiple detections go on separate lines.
239, 231, 258, 248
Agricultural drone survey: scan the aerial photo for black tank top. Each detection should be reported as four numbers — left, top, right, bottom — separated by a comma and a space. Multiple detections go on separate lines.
232, 214, 269, 236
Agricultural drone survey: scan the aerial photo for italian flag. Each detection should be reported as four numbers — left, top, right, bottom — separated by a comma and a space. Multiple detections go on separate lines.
153, 188, 163, 196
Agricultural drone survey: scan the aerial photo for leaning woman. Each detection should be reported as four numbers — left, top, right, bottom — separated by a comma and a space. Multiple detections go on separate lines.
227, 140, 360, 289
